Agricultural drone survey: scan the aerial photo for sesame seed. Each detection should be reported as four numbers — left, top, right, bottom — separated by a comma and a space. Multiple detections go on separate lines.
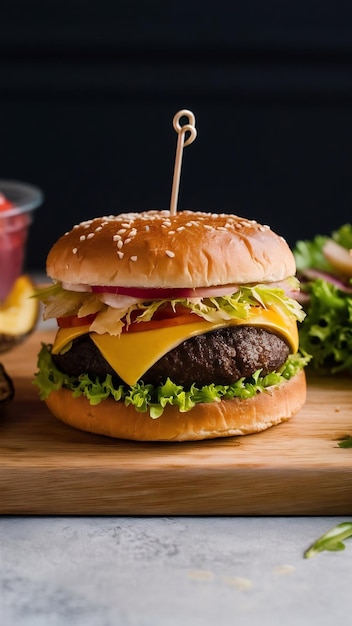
117, 240, 123, 249
87, 233, 95, 239
113, 234, 121, 241
130, 256, 138, 262
176, 226, 185, 232
166, 250, 175, 258
79, 235, 86, 241
168, 230, 175, 235
117, 251, 124, 259
72, 248, 78, 254
117, 228, 127, 234
124, 238, 132, 244
129, 228, 137, 237
144, 225, 150, 232
121, 222, 130, 228
95, 226, 103, 231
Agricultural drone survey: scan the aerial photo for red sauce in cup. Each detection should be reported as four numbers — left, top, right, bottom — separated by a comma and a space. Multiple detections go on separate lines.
0, 193, 31, 302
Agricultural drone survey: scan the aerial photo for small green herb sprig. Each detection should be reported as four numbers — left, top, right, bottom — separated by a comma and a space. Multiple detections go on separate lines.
304, 522, 352, 558
338, 436, 352, 449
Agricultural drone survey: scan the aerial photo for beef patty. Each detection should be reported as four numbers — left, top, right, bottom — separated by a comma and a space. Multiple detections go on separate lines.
52, 325, 290, 388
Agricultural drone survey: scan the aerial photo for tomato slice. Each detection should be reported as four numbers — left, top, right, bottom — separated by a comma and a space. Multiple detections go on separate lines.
149, 303, 190, 320
57, 313, 97, 328
124, 303, 197, 332
123, 312, 199, 333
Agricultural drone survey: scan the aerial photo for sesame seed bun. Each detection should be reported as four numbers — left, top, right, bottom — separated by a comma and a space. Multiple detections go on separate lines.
44, 369, 306, 442
46, 210, 296, 288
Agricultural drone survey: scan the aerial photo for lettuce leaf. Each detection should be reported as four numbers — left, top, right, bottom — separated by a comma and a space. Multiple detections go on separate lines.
293, 224, 352, 374
332, 223, 352, 250
294, 235, 332, 273
297, 278, 352, 374
34, 343, 310, 419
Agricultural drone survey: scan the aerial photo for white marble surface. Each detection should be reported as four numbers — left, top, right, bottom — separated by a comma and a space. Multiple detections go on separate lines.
1, 515, 352, 626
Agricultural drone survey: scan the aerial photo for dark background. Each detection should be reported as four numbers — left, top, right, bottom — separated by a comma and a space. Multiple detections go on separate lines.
1, 0, 352, 273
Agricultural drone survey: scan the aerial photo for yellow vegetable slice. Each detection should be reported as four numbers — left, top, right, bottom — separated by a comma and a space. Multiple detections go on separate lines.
0, 275, 39, 352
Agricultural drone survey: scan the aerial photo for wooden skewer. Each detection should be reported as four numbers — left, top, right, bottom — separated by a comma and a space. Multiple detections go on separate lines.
169, 109, 197, 216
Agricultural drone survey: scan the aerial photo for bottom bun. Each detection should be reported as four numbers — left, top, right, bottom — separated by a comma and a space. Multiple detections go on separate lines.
44, 369, 307, 442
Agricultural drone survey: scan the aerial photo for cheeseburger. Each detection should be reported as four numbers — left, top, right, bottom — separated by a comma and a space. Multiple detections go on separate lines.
35, 209, 308, 441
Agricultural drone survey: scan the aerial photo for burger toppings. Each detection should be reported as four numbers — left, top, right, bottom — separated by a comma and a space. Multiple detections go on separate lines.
37, 278, 303, 337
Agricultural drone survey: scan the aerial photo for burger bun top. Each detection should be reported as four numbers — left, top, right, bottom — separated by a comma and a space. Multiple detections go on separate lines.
46, 210, 296, 288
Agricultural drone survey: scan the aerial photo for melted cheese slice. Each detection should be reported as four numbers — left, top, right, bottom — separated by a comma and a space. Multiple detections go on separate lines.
52, 308, 298, 386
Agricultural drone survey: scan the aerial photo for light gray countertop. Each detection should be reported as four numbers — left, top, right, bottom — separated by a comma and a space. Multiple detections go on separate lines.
1, 515, 352, 626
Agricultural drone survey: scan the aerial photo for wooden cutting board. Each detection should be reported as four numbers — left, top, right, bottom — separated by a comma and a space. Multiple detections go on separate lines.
1, 329, 352, 515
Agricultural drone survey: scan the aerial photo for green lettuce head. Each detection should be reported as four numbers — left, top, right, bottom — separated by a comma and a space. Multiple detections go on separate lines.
293, 224, 352, 374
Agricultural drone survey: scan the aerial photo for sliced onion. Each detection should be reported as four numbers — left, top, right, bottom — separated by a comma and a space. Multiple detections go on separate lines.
98, 292, 141, 309
300, 268, 352, 293
62, 282, 92, 292
91, 284, 241, 299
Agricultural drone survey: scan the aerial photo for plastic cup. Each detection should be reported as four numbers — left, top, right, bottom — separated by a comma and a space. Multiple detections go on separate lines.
0, 180, 44, 302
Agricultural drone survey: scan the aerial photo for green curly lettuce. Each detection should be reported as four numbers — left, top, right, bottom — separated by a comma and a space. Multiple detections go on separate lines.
294, 235, 331, 273
293, 224, 352, 375
332, 223, 352, 250
34, 343, 310, 419
297, 278, 352, 374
